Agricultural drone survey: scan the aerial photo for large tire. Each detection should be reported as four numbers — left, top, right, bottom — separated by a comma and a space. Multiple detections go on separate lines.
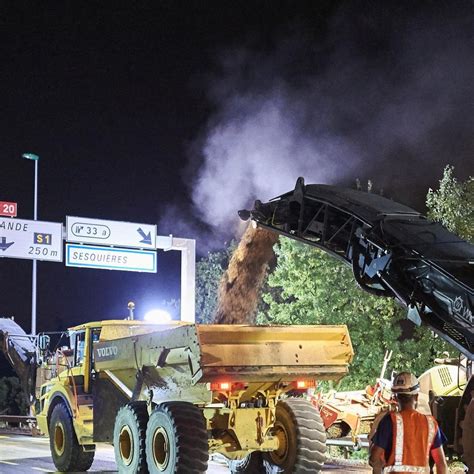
113, 402, 149, 473
228, 452, 263, 473
145, 401, 209, 474
263, 398, 326, 473
49, 402, 95, 472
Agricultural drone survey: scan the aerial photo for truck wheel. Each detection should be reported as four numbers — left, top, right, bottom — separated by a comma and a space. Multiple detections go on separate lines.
228, 452, 263, 473
263, 398, 326, 473
113, 402, 148, 473
146, 401, 208, 474
49, 402, 95, 472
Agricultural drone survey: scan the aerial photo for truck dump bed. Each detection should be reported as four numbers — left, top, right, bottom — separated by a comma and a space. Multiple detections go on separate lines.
197, 324, 353, 382
93, 322, 353, 402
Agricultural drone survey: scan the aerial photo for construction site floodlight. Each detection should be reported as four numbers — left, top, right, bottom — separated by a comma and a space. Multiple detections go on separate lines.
144, 309, 172, 324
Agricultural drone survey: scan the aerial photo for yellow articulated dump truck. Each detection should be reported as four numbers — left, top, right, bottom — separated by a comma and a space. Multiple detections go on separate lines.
0, 317, 353, 473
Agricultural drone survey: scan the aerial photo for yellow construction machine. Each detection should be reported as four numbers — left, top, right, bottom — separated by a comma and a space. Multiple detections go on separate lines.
0, 317, 353, 473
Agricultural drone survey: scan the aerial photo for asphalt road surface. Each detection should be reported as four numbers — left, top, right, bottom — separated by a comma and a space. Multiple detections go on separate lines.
0, 433, 371, 473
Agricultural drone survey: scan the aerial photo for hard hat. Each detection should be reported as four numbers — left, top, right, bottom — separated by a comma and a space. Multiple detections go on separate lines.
391, 371, 420, 395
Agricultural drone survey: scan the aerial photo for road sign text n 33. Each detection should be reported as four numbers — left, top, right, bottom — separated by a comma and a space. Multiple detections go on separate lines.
66, 216, 156, 249
72, 223, 110, 239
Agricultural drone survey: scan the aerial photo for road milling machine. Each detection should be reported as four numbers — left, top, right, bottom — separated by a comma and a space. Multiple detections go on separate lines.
239, 177, 474, 468
0, 316, 353, 473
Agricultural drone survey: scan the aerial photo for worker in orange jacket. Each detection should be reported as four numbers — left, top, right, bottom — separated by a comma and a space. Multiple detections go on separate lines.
369, 372, 448, 474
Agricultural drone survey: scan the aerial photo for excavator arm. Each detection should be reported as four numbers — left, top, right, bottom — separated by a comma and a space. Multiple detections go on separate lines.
239, 177, 474, 359
0, 318, 37, 401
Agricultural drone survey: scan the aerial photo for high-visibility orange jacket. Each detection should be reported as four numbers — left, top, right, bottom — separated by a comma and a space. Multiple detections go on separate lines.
383, 409, 437, 473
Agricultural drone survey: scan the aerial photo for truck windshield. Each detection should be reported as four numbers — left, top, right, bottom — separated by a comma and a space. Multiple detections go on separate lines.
74, 331, 86, 366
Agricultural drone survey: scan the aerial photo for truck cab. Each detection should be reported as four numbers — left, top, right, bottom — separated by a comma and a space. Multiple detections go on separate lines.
35, 322, 103, 444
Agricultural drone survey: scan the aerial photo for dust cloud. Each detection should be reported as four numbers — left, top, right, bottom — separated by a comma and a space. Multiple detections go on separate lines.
158, 2, 473, 252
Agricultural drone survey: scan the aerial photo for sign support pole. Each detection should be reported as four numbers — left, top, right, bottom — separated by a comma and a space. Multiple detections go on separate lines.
22, 153, 40, 335
160, 237, 196, 323
31, 158, 38, 335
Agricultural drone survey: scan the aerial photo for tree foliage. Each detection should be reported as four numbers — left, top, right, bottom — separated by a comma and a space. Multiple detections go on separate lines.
426, 165, 474, 242
258, 238, 448, 390
195, 242, 235, 323
0, 376, 29, 415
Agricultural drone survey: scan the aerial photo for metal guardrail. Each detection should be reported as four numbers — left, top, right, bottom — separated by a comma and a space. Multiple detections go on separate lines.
0, 415, 36, 425
326, 435, 369, 450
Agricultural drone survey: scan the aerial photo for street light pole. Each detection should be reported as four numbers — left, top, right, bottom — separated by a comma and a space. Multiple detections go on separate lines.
22, 153, 39, 335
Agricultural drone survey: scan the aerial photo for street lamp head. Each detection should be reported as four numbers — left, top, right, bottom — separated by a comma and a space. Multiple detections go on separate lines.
22, 153, 40, 161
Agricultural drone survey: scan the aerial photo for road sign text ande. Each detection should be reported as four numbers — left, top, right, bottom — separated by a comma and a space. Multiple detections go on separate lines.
0, 221, 28, 231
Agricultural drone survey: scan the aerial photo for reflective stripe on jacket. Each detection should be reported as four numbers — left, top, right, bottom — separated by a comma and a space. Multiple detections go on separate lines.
383, 410, 436, 473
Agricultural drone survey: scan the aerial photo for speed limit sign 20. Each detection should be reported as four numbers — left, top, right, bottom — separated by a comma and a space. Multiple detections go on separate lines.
0, 201, 18, 217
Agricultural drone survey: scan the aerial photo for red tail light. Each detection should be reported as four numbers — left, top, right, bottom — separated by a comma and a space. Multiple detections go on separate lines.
296, 380, 316, 389
210, 382, 231, 391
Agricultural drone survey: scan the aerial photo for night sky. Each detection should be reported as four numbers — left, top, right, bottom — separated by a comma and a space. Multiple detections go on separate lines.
1, 1, 473, 362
